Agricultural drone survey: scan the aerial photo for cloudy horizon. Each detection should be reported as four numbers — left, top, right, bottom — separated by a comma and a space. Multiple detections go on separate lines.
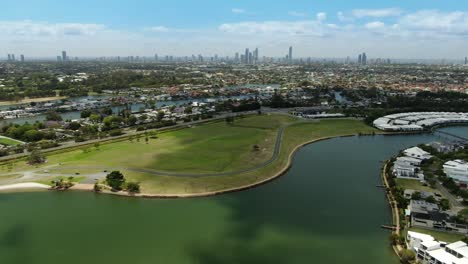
2, 0, 468, 59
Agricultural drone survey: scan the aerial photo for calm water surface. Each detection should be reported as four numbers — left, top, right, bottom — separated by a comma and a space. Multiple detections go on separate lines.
0, 126, 467, 264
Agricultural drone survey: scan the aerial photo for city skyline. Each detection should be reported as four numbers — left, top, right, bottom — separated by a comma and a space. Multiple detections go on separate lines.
2, 0, 468, 59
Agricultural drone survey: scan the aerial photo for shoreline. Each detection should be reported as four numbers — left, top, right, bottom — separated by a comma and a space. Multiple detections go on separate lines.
0, 182, 50, 191
381, 161, 404, 261
0, 123, 462, 199
49, 133, 361, 199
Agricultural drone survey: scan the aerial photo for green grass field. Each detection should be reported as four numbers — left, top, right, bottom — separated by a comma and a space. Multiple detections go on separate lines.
0, 115, 378, 194
0, 137, 22, 146
408, 228, 466, 243
396, 178, 441, 194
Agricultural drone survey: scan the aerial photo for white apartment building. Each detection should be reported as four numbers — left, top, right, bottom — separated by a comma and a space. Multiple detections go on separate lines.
407, 231, 468, 264
443, 160, 468, 189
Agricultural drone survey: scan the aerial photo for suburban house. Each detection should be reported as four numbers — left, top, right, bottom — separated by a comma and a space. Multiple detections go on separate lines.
443, 160, 468, 189
392, 147, 432, 180
407, 200, 468, 235
407, 231, 468, 264
404, 147, 433, 160
428, 141, 464, 154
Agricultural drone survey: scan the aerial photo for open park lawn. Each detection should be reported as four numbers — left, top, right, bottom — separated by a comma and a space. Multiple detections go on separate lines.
0, 137, 22, 146
0, 115, 378, 194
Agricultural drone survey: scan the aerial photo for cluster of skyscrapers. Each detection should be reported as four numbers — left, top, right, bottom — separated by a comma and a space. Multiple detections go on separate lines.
358, 52, 367, 65
57, 51, 68, 62
6, 54, 25, 62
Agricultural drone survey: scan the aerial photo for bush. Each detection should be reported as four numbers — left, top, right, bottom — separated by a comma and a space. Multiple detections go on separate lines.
109, 129, 123, 137
126, 182, 141, 193
28, 150, 45, 165
400, 249, 415, 264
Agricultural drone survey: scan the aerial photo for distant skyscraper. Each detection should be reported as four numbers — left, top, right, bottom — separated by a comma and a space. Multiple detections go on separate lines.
62, 51, 67, 61
358, 54, 362, 64
288, 46, 293, 63
245, 48, 250, 64
11, 54, 15, 61
465, 57, 467, 65
235, 52, 239, 63
20, 54, 24, 62
362, 53, 367, 65
7, 54, 11, 61
253, 48, 259, 63
155, 54, 158, 61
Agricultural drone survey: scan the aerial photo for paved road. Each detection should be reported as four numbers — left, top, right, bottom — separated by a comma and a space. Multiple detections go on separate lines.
435, 182, 463, 209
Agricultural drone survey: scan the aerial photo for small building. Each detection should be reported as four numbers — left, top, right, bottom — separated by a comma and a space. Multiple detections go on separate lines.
443, 160, 468, 189
393, 163, 422, 179
396, 156, 424, 166
403, 147, 433, 160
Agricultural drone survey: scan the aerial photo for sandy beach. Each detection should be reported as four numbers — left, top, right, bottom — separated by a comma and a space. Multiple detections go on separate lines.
0, 182, 50, 191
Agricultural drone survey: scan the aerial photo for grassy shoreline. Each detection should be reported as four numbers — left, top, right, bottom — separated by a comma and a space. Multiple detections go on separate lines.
0, 115, 380, 198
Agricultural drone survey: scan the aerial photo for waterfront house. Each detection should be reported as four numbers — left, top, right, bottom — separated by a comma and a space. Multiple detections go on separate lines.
443, 160, 468, 189
425, 241, 468, 264
407, 200, 468, 235
403, 147, 433, 161
393, 163, 422, 179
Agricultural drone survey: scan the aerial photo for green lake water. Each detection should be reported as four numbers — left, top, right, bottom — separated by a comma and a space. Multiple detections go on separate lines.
0, 127, 467, 264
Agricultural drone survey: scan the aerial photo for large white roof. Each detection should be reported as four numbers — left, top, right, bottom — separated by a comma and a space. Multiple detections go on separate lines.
373, 112, 468, 131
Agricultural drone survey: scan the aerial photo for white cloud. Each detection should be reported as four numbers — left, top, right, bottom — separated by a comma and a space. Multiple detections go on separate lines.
0, 20, 106, 37
232, 8, 245, 14
337, 11, 347, 22
398, 10, 468, 34
144, 26, 170, 33
365, 21, 385, 30
288, 11, 307, 17
218, 20, 328, 37
352, 8, 403, 18
316, 12, 327, 22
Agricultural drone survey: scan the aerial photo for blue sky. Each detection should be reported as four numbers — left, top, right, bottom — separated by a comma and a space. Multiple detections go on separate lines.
3, 0, 468, 58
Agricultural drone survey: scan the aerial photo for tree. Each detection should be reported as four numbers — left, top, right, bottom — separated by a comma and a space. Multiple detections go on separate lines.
105, 171, 126, 191
45, 111, 63, 121
425, 195, 437, 204
225, 116, 235, 124
157, 111, 165, 121
28, 150, 45, 165
126, 182, 141, 193
462, 236, 468, 244
439, 199, 450, 211
68, 122, 81, 130
89, 114, 101, 123
411, 192, 422, 200
400, 249, 415, 264
128, 115, 137, 126
93, 182, 102, 192
94, 142, 100, 150
81, 109, 92, 119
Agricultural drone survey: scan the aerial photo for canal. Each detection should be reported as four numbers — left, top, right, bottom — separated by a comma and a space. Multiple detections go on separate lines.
0, 126, 466, 264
